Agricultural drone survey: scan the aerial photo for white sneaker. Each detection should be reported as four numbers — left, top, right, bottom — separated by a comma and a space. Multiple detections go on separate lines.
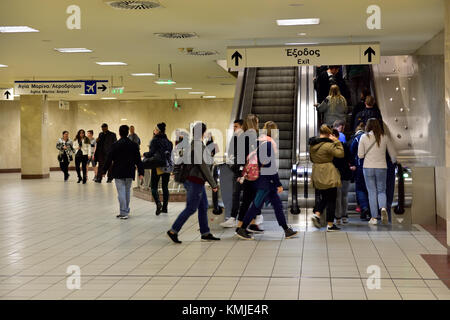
220, 217, 236, 228
368, 218, 378, 225
255, 215, 264, 225
342, 217, 349, 224
336, 219, 342, 225
311, 214, 321, 228
380, 208, 388, 225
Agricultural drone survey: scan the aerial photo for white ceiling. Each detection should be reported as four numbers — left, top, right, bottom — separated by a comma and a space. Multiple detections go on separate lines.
0, 0, 445, 100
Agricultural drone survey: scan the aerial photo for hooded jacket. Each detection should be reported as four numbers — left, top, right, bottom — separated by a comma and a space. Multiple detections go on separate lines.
309, 137, 344, 190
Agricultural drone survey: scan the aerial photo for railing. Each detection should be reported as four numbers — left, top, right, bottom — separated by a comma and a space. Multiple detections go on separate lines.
290, 67, 301, 214
394, 163, 405, 215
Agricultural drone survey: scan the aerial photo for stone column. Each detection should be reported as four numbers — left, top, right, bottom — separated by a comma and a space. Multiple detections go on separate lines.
20, 95, 50, 179
445, 1, 450, 247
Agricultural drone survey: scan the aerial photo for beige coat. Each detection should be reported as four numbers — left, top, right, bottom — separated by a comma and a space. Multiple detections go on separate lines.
309, 138, 344, 190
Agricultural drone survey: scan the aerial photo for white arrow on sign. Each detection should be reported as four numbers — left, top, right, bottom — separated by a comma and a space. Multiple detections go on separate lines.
1, 88, 14, 100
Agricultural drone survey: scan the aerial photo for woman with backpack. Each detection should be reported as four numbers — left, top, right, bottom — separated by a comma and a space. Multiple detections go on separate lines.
236, 121, 298, 240
357, 118, 397, 225
148, 122, 173, 215
310, 124, 345, 232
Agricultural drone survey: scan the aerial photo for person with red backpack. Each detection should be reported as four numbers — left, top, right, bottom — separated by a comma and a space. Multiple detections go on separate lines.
235, 121, 298, 240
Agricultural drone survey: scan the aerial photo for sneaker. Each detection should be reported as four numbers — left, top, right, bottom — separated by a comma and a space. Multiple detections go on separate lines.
201, 233, 221, 241
120, 215, 129, 220
284, 227, 298, 239
220, 217, 237, 228
336, 219, 342, 225
116, 214, 124, 218
247, 224, 264, 234
311, 214, 321, 228
342, 217, 349, 224
155, 202, 162, 216
236, 228, 254, 240
255, 214, 264, 225
355, 206, 361, 213
167, 230, 182, 244
327, 224, 341, 232
368, 218, 378, 225
106, 179, 113, 183
381, 208, 388, 225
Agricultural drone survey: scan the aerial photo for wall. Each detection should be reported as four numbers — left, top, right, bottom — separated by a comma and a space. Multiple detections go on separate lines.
0, 98, 234, 170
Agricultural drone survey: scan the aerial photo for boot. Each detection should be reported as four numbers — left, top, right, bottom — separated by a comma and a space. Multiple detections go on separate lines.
161, 202, 168, 213
155, 201, 162, 216
77, 176, 82, 183
82, 176, 87, 184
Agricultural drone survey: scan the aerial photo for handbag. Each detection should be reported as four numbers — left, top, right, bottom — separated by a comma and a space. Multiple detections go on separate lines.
142, 151, 165, 169
241, 145, 261, 182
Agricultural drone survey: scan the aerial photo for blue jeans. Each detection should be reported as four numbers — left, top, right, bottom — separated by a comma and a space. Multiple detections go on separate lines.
171, 181, 210, 236
363, 168, 387, 219
115, 178, 133, 216
242, 189, 288, 230
355, 166, 370, 211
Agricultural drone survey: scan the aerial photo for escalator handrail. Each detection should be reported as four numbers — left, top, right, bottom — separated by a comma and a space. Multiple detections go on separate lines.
394, 163, 405, 215
290, 162, 300, 214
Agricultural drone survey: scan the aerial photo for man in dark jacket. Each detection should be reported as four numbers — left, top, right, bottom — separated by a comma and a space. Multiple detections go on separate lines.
167, 122, 220, 244
95, 123, 117, 183
353, 95, 382, 130
315, 65, 350, 104
103, 125, 144, 219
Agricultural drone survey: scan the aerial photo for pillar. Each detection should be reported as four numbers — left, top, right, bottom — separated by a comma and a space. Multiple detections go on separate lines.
445, 1, 450, 247
20, 95, 49, 179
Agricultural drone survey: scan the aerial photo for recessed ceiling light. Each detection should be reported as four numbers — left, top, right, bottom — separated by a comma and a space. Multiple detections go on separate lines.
285, 42, 319, 45
120, 118, 128, 121
154, 79, 176, 85
131, 73, 155, 76
297, 32, 307, 36
276, 18, 320, 26
289, 3, 304, 6
0, 64, 8, 68
175, 87, 192, 90
202, 96, 216, 99
0, 26, 39, 33
55, 48, 93, 53
101, 97, 117, 100
189, 92, 205, 94
96, 62, 127, 66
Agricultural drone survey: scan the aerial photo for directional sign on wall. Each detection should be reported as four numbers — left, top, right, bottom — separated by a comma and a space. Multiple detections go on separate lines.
227, 43, 380, 69
1, 88, 14, 100
14, 80, 109, 96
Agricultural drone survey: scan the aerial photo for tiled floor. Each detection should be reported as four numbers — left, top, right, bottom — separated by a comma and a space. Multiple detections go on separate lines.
0, 173, 448, 300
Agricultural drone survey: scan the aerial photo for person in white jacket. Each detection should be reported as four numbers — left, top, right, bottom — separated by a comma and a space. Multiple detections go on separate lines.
73, 129, 92, 184
358, 118, 397, 225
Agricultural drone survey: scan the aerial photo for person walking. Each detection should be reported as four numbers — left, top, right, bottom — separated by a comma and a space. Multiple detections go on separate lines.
73, 129, 92, 184
221, 119, 244, 228
205, 132, 222, 214
95, 123, 117, 183
357, 118, 397, 225
103, 125, 144, 219
148, 122, 173, 215
353, 96, 382, 129
309, 125, 344, 232
332, 129, 352, 225
167, 122, 221, 244
56, 131, 75, 181
128, 125, 141, 148
235, 121, 298, 240
87, 130, 98, 181
316, 85, 348, 127
349, 123, 371, 221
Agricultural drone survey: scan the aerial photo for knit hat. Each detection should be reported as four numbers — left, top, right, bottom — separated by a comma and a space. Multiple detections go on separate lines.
157, 122, 166, 133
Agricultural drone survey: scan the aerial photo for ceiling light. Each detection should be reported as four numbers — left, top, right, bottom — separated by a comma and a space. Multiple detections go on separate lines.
120, 118, 128, 121
297, 32, 307, 36
154, 79, 176, 85
101, 97, 117, 100
276, 18, 320, 26
55, 48, 92, 53
189, 92, 205, 95
285, 42, 319, 45
202, 96, 216, 99
175, 87, 192, 90
96, 62, 127, 66
0, 64, 7, 68
131, 73, 155, 76
0, 26, 39, 33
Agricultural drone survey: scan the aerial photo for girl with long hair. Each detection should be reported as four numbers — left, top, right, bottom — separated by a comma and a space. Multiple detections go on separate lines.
73, 129, 92, 184
316, 84, 348, 126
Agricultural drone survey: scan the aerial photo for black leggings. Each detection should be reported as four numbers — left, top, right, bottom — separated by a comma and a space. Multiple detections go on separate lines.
314, 188, 337, 223
151, 169, 170, 206
59, 153, 70, 178
75, 154, 88, 180
237, 180, 261, 222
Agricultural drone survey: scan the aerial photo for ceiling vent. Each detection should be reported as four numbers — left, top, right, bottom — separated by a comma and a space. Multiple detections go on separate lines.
155, 32, 198, 39
187, 50, 219, 56
105, 1, 161, 10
